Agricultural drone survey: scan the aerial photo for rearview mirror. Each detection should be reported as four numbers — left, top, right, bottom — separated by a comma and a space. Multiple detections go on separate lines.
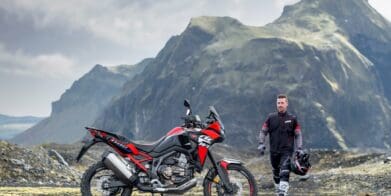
184, 99, 192, 115
184, 99, 191, 108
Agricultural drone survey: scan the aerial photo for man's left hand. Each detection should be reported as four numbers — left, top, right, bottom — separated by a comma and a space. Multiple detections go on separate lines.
296, 148, 304, 156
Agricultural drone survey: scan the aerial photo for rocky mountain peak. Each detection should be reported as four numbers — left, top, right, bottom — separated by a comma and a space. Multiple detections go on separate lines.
282, 0, 371, 17
51, 64, 127, 115
278, 0, 390, 38
11, 62, 147, 145
188, 16, 244, 35
90, 64, 106, 72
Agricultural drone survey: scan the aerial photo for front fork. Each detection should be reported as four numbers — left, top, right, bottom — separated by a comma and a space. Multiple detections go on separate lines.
206, 151, 241, 193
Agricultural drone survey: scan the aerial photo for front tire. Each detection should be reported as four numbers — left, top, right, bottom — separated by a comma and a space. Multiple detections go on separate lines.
203, 164, 257, 196
80, 161, 133, 196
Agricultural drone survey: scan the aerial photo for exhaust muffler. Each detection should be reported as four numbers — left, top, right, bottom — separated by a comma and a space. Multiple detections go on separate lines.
102, 152, 136, 184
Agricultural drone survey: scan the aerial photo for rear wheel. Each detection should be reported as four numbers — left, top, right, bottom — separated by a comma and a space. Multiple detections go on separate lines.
80, 161, 133, 196
203, 164, 257, 196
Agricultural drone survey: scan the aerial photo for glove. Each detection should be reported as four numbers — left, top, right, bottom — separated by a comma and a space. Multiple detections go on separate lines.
257, 143, 266, 156
295, 148, 304, 156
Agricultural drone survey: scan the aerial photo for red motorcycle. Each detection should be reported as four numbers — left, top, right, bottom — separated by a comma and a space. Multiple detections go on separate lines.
76, 100, 257, 195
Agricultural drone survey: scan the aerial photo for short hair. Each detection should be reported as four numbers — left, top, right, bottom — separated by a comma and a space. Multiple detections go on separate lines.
277, 94, 288, 101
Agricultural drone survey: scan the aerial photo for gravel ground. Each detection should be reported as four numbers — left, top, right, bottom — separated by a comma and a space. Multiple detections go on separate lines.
1, 141, 390, 195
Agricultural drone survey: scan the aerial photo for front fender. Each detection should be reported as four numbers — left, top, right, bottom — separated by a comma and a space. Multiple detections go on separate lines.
219, 158, 242, 170
204, 158, 243, 180
203, 158, 242, 193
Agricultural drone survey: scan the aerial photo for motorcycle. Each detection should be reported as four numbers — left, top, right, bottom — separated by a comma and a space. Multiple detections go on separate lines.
76, 100, 257, 195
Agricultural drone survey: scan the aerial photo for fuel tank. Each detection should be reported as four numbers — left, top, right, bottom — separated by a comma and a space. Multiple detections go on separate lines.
152, 127, 193, 153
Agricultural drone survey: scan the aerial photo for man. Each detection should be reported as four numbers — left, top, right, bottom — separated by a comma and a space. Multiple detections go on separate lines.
258, 94, 303, 196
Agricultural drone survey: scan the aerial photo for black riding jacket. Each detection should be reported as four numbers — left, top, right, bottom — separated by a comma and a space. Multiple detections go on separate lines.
259, 111, 302, 153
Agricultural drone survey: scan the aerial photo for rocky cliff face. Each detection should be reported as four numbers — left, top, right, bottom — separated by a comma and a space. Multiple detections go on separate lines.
11, 62, 148, 145
275, 0, 391, 100
93, 0, 391, 149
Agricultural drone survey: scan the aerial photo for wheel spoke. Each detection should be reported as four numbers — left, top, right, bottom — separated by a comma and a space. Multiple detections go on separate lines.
80, 162, 132, 196
204, 165, 256, 196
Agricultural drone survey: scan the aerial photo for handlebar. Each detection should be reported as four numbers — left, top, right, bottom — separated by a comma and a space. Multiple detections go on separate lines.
181, 100, 224, 131
181, 115, 206, 128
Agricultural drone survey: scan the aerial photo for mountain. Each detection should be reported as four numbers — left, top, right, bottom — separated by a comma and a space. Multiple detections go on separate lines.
0, 114, 43, 140
11, 61, 148, 145
93, 0, 391, 149
274, 0, 391, 99
0, 114, 43, 124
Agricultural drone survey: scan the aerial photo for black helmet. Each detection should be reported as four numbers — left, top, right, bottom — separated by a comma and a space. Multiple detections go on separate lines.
290, 150, 311, 176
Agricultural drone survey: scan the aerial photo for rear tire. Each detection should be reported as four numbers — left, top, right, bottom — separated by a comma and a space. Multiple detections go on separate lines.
203, 164, 257, 196
80, 161, 133, 196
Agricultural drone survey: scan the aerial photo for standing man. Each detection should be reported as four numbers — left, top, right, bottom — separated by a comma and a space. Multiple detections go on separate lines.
258, 94, 303, 196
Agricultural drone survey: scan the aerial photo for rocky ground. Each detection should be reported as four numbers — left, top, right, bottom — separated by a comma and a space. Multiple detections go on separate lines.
0, 140, 390, 195
249, 149, 391, 195
0, 140, 80, 187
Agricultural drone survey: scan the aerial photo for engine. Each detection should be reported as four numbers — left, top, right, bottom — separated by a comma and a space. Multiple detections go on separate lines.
157, 153, 193, 185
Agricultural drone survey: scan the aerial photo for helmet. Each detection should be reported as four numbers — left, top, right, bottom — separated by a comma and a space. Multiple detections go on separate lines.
290, 150, 311, 176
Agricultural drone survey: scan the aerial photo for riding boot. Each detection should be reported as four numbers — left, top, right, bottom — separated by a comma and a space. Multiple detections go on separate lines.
274, 183, 280, 194
278, 181, 289, 196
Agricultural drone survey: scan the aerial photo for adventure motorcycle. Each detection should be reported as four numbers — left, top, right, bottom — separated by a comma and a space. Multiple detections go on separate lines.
76, 100, 257, 195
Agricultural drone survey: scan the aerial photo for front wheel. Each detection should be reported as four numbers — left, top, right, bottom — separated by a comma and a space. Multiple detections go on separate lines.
203, 164, 257, 196
80, 161, 133, 196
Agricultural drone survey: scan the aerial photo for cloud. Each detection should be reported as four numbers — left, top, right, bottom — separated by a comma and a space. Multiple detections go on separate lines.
0, 0, 293, 50
0, 0, 388, 61
369, 0, 391, 21
0, 43, 76, 78
273, 0, 300, 9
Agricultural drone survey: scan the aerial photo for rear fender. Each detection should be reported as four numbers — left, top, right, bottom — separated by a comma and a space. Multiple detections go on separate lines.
76, 138, 104, 162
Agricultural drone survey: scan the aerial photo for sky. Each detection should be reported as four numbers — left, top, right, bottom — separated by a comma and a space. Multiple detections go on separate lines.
0, 0, 390, 117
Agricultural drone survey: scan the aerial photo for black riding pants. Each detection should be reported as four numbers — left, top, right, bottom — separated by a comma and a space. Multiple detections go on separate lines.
270, 151, 291, 184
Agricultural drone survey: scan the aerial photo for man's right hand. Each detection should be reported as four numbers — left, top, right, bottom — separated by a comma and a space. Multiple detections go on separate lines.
257, 143, 266, 156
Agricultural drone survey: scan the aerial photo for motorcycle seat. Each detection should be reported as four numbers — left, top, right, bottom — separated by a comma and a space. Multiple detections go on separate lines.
132, 137, 165, 153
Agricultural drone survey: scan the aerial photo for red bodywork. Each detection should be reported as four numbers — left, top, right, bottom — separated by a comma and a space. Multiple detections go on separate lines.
220, 160, 229, 170
197, 121, 223, 166
87, 128, 153, 172
166, 127, 184, 136
86, 120, 223, 172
